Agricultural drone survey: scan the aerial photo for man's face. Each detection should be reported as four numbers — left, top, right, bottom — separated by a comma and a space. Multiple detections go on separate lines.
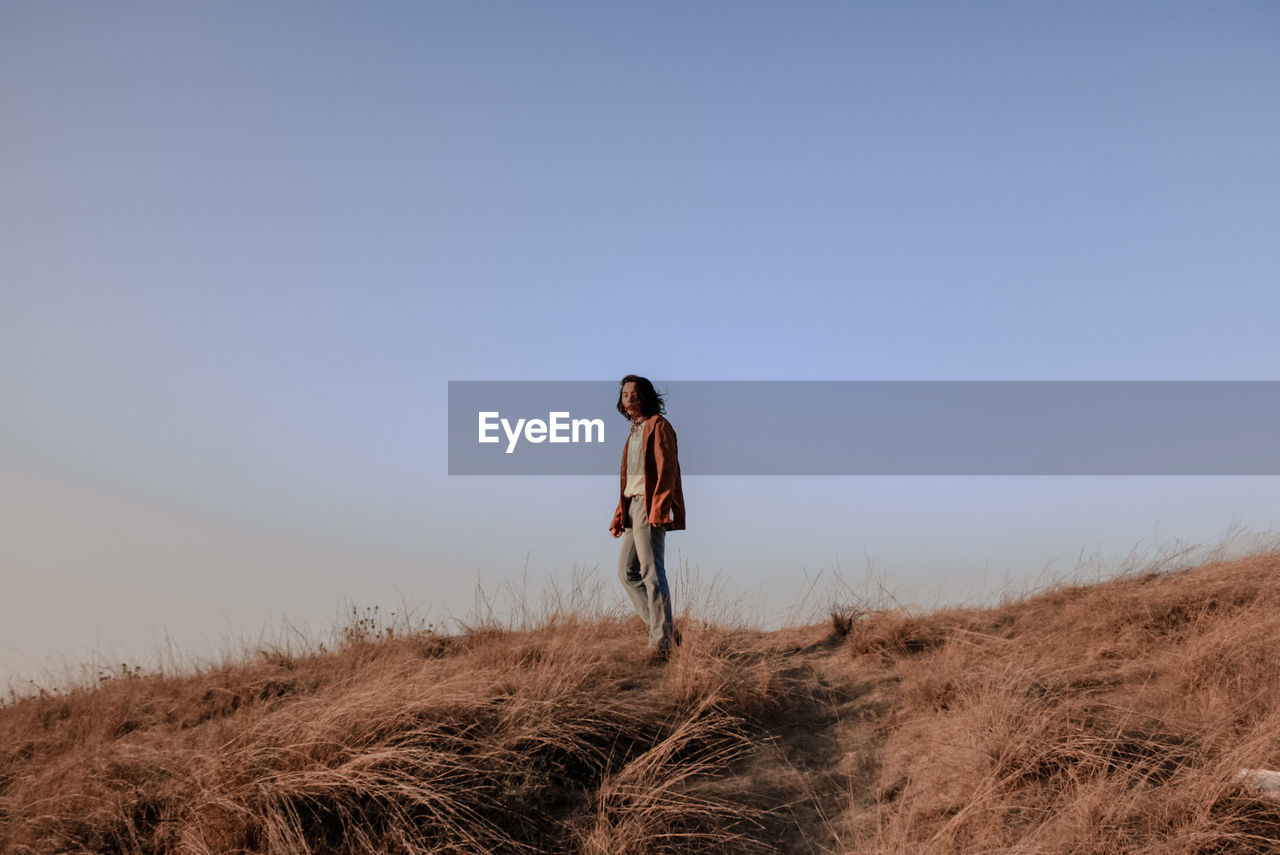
621, 382, 644, 420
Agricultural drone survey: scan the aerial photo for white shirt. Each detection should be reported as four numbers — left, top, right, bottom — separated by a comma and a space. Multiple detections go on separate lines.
624, 420, 645, 497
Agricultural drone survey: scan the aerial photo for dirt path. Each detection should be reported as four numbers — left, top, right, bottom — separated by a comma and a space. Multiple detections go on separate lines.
675, 630, 894, 854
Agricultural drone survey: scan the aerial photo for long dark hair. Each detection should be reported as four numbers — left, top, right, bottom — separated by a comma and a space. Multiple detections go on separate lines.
616, 374, 666, 418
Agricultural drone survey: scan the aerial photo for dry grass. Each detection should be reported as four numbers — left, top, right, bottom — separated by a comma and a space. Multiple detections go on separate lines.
850, 551, 1280, 854
5, 552, 1280, 853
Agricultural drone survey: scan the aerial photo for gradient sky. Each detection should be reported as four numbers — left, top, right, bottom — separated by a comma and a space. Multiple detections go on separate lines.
3, 2, 1279, 689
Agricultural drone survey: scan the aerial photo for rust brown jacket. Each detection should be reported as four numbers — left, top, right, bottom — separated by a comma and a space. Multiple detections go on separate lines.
610, 414, 685, 534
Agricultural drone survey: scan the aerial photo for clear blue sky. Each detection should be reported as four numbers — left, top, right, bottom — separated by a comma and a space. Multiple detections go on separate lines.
3, 2, 1278, 687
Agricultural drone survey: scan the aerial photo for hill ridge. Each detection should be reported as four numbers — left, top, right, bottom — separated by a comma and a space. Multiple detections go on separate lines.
5, 553, 1280, 853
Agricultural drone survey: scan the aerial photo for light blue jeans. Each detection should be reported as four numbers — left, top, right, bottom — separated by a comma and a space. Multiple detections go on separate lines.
618, 494, 675, 650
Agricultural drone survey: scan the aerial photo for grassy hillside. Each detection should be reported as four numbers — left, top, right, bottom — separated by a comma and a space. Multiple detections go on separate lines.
5, 552, 1280, 853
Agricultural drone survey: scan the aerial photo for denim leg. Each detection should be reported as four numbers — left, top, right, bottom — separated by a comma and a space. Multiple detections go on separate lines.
618, 495, 673, 650
617, 521, 650, 625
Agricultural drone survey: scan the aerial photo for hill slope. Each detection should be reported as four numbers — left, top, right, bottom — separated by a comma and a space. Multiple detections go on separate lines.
6, 553, 1280, 853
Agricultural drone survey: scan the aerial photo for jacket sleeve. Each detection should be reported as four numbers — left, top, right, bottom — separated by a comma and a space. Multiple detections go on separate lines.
649, 418, 684, 528
610, 441, 627, 532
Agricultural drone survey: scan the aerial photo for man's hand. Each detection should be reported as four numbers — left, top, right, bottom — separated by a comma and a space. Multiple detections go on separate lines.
610, 521, 624, 538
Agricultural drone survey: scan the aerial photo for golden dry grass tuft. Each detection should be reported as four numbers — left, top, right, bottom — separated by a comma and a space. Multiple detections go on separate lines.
853, 551, 1280, 854
6, 551, 1280, 853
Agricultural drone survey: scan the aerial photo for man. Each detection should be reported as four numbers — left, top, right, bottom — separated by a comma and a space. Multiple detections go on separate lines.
610, 375, 685, 658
